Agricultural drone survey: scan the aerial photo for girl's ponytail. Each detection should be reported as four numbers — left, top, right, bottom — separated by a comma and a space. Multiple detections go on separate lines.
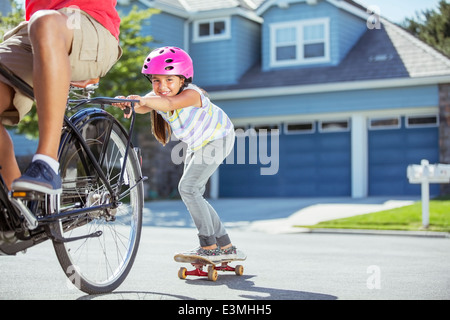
151, 111, 171, 145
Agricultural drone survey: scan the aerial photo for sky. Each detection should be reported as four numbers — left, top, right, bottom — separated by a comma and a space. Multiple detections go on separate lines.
353, 0, 442, 23
12, 0, 444, 23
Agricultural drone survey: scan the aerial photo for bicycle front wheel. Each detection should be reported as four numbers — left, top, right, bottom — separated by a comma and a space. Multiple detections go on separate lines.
54, 109, 144, 294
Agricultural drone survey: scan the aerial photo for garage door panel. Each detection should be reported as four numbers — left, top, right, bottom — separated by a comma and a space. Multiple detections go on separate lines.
220, 125, 351, 197
369, 117, 439, 196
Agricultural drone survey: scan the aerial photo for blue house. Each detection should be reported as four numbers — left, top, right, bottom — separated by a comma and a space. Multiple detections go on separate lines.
115, 1, 450, 198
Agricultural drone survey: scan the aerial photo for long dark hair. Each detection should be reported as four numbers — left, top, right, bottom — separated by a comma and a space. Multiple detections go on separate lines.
149, 75, 192, 145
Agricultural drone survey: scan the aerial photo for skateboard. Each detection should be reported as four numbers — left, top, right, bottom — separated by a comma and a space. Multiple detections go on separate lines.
174, 253, 244, 281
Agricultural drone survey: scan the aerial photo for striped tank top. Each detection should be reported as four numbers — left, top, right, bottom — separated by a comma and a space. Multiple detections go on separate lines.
156, 84, 234, 150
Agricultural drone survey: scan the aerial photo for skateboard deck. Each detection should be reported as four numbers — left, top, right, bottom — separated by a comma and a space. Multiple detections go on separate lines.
174, 253, 244, 281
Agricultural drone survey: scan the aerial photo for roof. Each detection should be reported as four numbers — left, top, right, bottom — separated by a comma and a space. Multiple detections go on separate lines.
139, 1, 450, 93
146, 0, 365, 15
146, 0, 265, 12
205, 18, 450, 93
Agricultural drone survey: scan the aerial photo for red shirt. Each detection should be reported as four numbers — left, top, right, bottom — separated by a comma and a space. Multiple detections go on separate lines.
25, 0, 120, 39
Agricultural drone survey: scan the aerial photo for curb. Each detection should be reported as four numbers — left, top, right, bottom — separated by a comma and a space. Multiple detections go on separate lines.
303, 228, 450, 238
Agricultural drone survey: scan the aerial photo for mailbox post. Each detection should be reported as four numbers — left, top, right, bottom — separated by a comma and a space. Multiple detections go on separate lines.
407, 159, 450, 228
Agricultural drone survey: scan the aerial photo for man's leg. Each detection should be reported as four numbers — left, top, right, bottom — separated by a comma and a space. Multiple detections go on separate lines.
28, 10, 73, 161
11, 11, 73, 194
0, 82, 20, 189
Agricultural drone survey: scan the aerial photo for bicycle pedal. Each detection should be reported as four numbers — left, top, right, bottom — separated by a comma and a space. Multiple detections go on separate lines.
11, 190, 43, 201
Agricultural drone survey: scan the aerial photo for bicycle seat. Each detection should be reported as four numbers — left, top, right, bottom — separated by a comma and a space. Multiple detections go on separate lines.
70, 78, 100, 88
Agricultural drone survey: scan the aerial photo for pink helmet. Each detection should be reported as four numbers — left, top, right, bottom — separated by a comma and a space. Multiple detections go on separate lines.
142, 47, 194, 80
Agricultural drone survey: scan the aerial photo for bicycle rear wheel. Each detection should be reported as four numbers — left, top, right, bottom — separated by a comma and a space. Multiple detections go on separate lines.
54, 109, 143, 294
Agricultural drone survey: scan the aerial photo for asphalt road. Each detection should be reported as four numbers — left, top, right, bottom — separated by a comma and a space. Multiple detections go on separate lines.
0, 225, 449, 301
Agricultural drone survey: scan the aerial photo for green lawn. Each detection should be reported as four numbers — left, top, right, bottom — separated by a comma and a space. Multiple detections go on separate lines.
296, 196, 450, 232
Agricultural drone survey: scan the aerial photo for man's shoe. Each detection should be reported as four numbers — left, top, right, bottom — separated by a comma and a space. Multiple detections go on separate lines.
12, 160, 62, 195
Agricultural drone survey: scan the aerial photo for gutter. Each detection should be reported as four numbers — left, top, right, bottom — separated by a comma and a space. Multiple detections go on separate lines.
209, 75, 450, 100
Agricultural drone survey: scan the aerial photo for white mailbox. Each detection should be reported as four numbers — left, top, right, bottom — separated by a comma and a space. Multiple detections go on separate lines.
407, 160, 450, 184
407, 159, 450, 228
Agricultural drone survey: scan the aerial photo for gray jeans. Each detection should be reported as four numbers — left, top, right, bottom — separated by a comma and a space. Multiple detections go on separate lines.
178, 131, 235, 247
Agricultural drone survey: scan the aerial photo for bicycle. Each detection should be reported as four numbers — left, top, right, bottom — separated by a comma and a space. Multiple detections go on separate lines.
0, 62, 145, 295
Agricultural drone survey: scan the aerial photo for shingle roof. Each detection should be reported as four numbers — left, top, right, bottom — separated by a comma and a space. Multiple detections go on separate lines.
154, 0, 265, 12
204, 18, 450, 92
153, 0, 360, 13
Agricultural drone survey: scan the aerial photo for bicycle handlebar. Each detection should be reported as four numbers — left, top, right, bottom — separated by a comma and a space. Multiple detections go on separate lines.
68, 96, 140, 115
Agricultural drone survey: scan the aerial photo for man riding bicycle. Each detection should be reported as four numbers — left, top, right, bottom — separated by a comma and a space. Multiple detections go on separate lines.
0, 0, 122, 197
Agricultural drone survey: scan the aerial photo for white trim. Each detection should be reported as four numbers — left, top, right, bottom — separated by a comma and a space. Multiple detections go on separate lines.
193, 17, 231, 43
138, 0, 190, 18
257, 0, 369, 20
210, 171, 219, 199
209, 75, 450, 100
229, 107, 438, 127
269, 18, 330, 67
351, 114, 368, 198
139, 0, 263, 24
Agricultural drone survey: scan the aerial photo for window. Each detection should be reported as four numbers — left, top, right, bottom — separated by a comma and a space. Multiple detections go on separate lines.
270, 18, 330, 67
406, 115, 439, 128
369, 117, 401, 130
285, 122, 315, 134
251, 124, 280, 135
193, 18, 231, 42
319, 119, 349, 132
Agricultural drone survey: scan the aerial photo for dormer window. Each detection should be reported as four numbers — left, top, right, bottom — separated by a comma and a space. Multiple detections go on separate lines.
270, 18, 330, 67
193, 17, 231, 43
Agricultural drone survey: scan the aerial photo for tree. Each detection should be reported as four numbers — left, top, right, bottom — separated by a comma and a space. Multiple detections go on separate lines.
402, 0, 450, 57
98, 6, 159, 130
97, 6, 158, 97
0, 1, 24, 38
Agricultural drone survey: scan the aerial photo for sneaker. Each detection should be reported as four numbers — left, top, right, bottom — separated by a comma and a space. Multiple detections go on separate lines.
219, 246, 247, 261
177, 246, 222, 263
12, 160, 62, 195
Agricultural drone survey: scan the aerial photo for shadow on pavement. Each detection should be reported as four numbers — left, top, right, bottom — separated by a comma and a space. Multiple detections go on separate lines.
182, 275, 337, 300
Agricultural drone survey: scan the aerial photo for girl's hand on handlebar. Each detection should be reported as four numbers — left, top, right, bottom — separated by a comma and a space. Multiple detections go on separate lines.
113, 95, 141, 119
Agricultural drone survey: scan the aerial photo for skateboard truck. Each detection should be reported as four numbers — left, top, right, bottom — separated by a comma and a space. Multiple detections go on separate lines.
178, 262, 244, 282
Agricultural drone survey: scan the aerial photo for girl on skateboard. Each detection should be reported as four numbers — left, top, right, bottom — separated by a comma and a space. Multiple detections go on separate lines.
115, 47, 246, 262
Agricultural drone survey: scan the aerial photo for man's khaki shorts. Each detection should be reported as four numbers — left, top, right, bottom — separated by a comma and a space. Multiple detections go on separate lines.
0, 7, 122, 126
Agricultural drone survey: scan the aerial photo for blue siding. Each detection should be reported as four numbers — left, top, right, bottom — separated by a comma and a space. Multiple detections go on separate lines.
192, 16, 261, 87
9, 130, 38, 157
335, 8, 367, 62
261, 1, 366, 71
215, 85, 439, 119
0, 2, 12, 15
231, 16, 261, 83
368, 118, 439, 196
117, 3, 185, 48
147, 12, 186, 49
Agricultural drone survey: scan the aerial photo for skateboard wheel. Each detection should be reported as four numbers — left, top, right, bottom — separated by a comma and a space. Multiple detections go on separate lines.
208, 268, 218, 281
235, 265, 244, 276
178, 267, 187, 279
